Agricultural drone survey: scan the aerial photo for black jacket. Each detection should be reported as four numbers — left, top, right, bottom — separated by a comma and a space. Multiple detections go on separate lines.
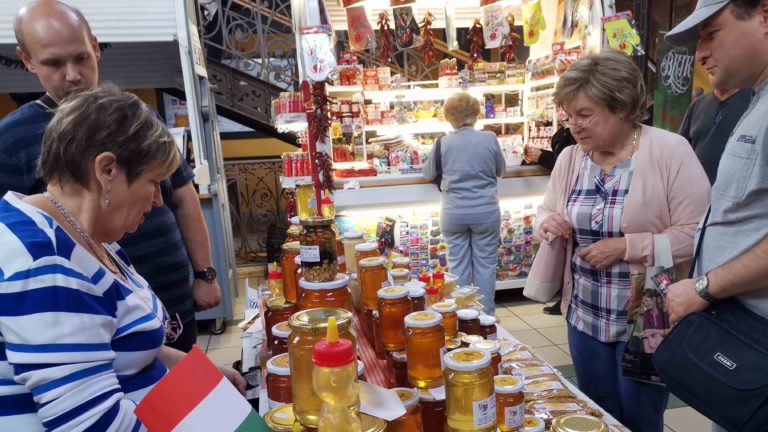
538, 127, 577, 171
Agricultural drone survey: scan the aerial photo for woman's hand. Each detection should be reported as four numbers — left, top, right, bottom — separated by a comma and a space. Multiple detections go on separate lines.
578, 237, 626, 269
540, 214, 572, 240
220, 366, 247, 396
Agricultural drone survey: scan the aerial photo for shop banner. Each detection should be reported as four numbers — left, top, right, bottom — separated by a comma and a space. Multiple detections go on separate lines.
522, 0, 546, 46
653, 37, 696, 132
347, 6, 374, 51
136, 346, 268, 431
482, 3, 510, 48
393, 5, 421, 49
300, 25, 337, 81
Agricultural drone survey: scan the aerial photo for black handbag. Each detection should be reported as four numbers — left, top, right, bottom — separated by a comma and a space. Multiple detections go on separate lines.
653, 208, 768, 432
432, 136, 443, 191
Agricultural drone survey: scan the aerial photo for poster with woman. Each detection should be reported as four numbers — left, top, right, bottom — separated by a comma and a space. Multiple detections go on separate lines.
554, 0, 591, 44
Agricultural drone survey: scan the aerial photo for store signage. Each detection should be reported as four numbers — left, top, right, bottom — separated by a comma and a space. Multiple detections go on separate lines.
659, 46, 695, 96
653, 38, 696, 132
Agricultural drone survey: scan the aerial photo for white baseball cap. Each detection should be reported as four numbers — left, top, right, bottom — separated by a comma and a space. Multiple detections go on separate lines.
665, 0, 731, 46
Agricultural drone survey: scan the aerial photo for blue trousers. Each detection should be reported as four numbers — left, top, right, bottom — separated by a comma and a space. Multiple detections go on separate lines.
568, 324, 669, 432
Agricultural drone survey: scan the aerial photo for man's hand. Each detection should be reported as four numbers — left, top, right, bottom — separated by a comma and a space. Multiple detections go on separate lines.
540, 214, 572, 240
193, 279, 222, 311
220, 366, 247, 396
666, 278, 709, 323
578, 237, 626, 270
524, 146, 543, 163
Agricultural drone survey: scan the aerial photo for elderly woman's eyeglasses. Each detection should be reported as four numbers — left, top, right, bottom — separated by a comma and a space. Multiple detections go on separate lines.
564, 111, 602, 129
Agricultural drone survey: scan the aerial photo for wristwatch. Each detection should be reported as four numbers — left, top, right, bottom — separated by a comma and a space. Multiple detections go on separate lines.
694, 274, 718, 304
193, 267, 217, 283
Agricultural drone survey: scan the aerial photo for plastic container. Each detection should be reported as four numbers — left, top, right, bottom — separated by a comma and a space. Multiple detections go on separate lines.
432, 265, 445, 299
271, 321, 292, 356
376, 286, 411, 351
404, 311, 446, 388
389, 388, 423, 431
298, 273, 353, 313
418, 268, 431, 286
457, 309, 482, 336
359, 257, 388, 310
280, 242, 300, 303
471, 340, 502, 375
300, 216, 338, 282
266, 353, 293, 409
265, 299, 298, 347
444, 348, 496, 432
343, 231, 365, 273
268, 262, 285, 301
426, 286, 440, 308
479, 315, 498, 340
431, 301, 459, 340
444, 272, 459, 297
418, 387, 447, 432
389, 268, 411, 285
494, 375, 525, 432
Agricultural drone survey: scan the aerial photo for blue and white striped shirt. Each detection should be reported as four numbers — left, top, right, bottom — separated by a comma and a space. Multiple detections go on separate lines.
0, 192, 167, 431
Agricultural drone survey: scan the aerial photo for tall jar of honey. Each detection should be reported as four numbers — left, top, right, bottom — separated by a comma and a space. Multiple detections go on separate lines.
389, 268, 411, 285
299, 216, 338, 282
354, 242, 380, 270
358, 257, 388, 310
457, 309, 482, 336
404, 311, 446, 388
431, 301, 459, 340
418, 388, 447, 432
376, 286, 411, 351
298, 273, 353, 313
494, 375, 525, 432
288, 308, 356, 428
266, 353, 293, 410
389, 388, 424, 431
280, 242, 300, 303
295, 181, 317, 218
265, 299, 298, 347
444, 348, 496, 432
342, 230, 365, 272
392, 256, 411, 270
470, 340, 502, 375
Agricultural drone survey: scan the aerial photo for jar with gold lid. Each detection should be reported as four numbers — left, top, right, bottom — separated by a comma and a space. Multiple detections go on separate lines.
359, 257, 389, 310
280, 242, 300, 303
471, 340, 502, 375
494, 375, 525, 432
288, 308, 356, 428
264, 404, 297, 432
392, 256, 411, 270
519, 416, 546, 432
266, 353, 293, 410
457, 308, 482, 335
389, 388, 423, 431
418, 387, 447, 432
299, 216, 338, 282
389, 268, 411, 285
444, 348, 496, 432
377, 286, 411, 351
298, 273, 353, 312
431, 301, 459, 340
404, 311, 446, 388
550, 415, 609, 432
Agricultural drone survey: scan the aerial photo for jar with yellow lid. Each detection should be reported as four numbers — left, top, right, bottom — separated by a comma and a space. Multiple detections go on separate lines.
298, 273, 353, 313
519, 416, 546, 432
271, 321, 292, 356
281, 242, 300, 303
359, 257, 389, 310
418, 387, 447, 432
445, 338, 462, 351
550, 415, 608, 432
343, 231, 365, 272
471, 340, 502, 375
377, 286, 411, 351
494, 375, 525, 432
457, 309, 482, 335
354, 242, 380, 270
392, 256, 411, 270
389, 268, 411, 285
388, 388, 424, 431
299, 217, 338, 282
404, 311, 446, 388
266, 353, 293, 410
295, 181, 317, 218
431, 301, 459, 340
444, 348, 496, 432
461, 334, 484, 348
264, 404, 298, 432
288, 308, 356, 428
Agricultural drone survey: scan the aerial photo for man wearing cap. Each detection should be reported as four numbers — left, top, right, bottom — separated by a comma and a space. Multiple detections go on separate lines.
665, 0, 768, 426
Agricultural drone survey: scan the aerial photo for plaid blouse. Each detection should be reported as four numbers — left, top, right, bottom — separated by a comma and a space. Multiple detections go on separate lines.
566, 153, 635, 343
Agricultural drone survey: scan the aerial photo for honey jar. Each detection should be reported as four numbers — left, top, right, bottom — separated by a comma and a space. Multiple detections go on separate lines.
298, 273, 353, 313
471, 340, 502, 375
405, 281, 427, 312
288, 308, 356, 428
386, 350, 410, 388
266, 353, 293, 409
264, 404, 297, 432
457, 309, 482, 335
431, 301, 459, 340
336, 235, 346, 273
392, 256, 411, 270
343, 231, 365, 272
271, 321, 291, 356
444, 348, 496, 432
418, 387, 447, 432
389, 388, 424, 431
461, 334, 484, 348
389, 268, 411, 285
479, 315, 498, 340
280, 242, 300, 303
372, 309, 386, 360
265, 299, 298, 347
494, 375, 525, 432
293, 255, 304, 301
349, 272, 363, 312
404, 311, 446, 388
359, 257, 389, 310
445, 338, 462, 352
286, 217, 302, 243
519, 416, 545, 432
299, 216, 338, 282
354, 242, 380, 269
377, 286, 411, 351
550, 414, 608, 432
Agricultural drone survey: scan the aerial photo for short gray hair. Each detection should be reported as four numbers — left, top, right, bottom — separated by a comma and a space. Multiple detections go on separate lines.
443, 92, 481, 129
38, 84, 180, 188
553, 49, 647, 124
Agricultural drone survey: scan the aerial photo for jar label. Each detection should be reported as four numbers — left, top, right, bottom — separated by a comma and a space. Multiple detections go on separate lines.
525, 381, 564, 392
300, 245, 321, 262
267, 398, 288, 411
503, 403, 525, 428
472, 394, 496, 428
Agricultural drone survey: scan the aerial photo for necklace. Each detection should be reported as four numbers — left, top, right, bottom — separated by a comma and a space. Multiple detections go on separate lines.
590, 127, 638, 161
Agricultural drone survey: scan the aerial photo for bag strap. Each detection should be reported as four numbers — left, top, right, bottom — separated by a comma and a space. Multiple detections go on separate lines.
689, 206, 712, 278
434, 136, 442, 175
37, 93, 58, 111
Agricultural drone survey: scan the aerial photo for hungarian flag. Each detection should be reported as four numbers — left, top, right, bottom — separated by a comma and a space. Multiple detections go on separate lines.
136, 345, 268, 431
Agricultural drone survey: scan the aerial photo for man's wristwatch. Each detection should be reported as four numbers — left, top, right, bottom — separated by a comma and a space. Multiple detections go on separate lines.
193, 267, 217, 283
694, 274, 718, 304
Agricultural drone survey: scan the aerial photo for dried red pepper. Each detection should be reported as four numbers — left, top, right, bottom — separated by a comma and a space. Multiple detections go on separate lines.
419, 12, 436, 65
467, 18, 485, 68
377, 11, 396, 65
500, 14, 522, 62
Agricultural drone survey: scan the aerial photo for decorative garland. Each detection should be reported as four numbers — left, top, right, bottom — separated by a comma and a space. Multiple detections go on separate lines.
500, 14, 522, 63
309, 80, 335, 192
419, 12, 436, 65
467, 19, 485, 68
377, 11, 396, 65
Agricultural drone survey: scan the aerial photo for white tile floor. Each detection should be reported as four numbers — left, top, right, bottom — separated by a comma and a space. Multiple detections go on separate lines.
198, 276, 713, 431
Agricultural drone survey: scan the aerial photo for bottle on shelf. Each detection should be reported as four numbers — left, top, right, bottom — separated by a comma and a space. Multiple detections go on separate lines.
312, 317, 362, 432
267, 262, 284, 303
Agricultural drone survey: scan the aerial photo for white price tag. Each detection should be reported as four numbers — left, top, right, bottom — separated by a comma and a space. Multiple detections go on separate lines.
300, 245, 321, 263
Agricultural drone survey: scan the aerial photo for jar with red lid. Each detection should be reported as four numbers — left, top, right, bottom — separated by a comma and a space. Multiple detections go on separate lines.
457, 308, 482, 336
270, 321, 291, 356
264, 299, 298, 347
266, 353, 292, 410
298, 273, 353, 313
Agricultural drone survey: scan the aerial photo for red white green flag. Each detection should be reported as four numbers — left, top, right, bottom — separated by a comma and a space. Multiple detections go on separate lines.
135, 345, 268, 431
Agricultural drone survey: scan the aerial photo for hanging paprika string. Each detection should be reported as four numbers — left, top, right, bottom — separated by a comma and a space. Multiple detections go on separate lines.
467, 18, 485, 68
500, 14, 522, 63
310, 80, 336, 193
419, 12, 436, 65
377, 11, 396, 65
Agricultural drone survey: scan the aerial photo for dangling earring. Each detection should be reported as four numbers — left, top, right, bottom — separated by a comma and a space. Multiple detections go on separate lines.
104, 192, 111, 208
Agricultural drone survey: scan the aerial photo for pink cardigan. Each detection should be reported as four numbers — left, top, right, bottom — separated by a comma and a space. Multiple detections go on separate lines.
535, 125, 711, 315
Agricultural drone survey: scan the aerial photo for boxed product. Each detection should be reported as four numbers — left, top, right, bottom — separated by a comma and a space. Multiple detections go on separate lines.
363, 68, 379, 91
377, 67, 392, 90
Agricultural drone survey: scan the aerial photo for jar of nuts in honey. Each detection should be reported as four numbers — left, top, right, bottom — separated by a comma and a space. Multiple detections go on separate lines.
376, 286, 411, 351
431, 301, 459, 340
298, 273, 353, 313
404, 311, 446, 389
389, 388, 423, 431
494, 375, 525, 432
359, 257, 389, 310
444, 348, 496, 432
299, 216, 338, 282
470, 340, 502, 375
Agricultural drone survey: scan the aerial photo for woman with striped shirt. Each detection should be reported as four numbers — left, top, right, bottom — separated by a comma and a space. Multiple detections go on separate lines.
0, 86, 245, 431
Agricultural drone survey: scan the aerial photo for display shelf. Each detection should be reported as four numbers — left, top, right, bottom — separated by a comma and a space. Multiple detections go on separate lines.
274, 112, 308, 133
495, 278, 527, 290
526, 76, 559, 89
281, 176, 313, 188
367, 121, 452, 135
326, 85, 363, 96
477, 117, 526, 127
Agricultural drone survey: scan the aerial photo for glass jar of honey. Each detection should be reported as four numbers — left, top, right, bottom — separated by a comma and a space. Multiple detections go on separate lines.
470, 340, 502, 375
293, 255, 304, 302
418, 388, 447, 432
431, 301, 459, 340
371, 309, 386, 360
342, 231, 365, 272
335, 235, 346, 273
404, 311, 446, 388
358, 257, 388, 310
299, 216, 338, 282
392, 256, 411, 270
264, 404, 297, 432
295, 181, 317, 218
386, 350, 410, 388
444, 348, 496, 432
349, 272, 363, 312
457, 309, 482, 336
389, 268, 411, 285
479, 315, 498, 340
389, 388, 423, 431
405, 281, 427, 312
271, 321, 292, 356
298, 273, 353, 313
445, 338, 462, 352
354, 242, 380, 270
288, 308, 356, 428
265, 299, 298, 347
461, 334, 484, 348
376, 286, 411, 351
281, 242, 300, 303
494, 375, 525, 432
266, 353, 293, 410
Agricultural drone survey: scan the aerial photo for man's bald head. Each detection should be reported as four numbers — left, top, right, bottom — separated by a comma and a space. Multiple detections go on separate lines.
14, 0, 92, 54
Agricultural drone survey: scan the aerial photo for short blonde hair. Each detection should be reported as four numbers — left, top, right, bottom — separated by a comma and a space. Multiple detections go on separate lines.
553, 49, 647, 124
39, 84, 180, 188
443, 92, 481, 129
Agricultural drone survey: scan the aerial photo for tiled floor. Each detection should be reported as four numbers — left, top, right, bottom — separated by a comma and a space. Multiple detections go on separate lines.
198, 277, 713, 431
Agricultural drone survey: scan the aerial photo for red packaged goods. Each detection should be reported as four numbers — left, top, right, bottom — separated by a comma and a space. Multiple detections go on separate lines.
283, 153, 293, 177
363, 68, 379, 91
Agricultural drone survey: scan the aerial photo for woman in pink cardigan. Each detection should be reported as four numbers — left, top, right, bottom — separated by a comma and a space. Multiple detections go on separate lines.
536, 49, 710, 432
